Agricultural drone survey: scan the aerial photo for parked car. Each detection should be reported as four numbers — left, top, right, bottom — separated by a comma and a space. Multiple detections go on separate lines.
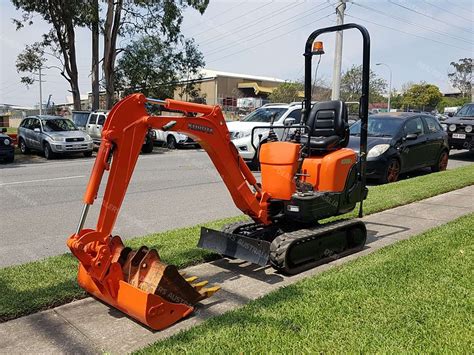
443, 103, 474, 151
0, 128, 15, 163
74, 111, 155, 153
153, 130, 199, 149
227, 102, 304, 164
18, 115, 94, 159
348, 113, 449, 183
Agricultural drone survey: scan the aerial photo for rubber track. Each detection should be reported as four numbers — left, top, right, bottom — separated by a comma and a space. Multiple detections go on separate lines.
269, 219, 366, 275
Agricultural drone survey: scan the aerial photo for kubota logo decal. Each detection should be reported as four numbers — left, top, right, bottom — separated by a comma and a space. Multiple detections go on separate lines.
188, 123, 213, 134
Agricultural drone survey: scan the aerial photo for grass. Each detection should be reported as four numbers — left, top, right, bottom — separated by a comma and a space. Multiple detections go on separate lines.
1, 164, 474, 322
1, 127, 17, 134
138, 213, 474, 354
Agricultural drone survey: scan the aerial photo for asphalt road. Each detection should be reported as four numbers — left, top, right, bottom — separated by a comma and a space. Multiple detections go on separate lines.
0, 148, 472, 267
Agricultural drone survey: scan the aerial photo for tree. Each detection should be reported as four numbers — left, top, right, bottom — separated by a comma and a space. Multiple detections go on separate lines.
269, 82, 303, 103
90, 0, 100, 111
402, 83, 442, 111
448, 58, 472, 98
101, 0, 209, 108
116, 37, 204, 101
340, 65, 387, 104
12, 0, 92, 110
15, 43, 46, 86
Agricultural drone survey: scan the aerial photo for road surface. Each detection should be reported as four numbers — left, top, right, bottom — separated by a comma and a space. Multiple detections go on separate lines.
0, 148, 472, 267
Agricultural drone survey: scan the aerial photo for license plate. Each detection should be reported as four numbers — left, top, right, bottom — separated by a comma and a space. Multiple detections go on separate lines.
452, 133, 466, 139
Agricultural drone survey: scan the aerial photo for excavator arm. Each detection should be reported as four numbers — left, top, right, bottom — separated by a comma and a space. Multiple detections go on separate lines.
67, 93, 269, 330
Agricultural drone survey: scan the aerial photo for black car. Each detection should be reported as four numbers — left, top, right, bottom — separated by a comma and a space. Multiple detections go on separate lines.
0, 128, 15, 163
443, 103, 474, 151
348, 113, 449, 183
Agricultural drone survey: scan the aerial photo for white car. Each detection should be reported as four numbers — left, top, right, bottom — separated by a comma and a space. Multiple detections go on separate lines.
153, 130, 199, 149
227, 102, 304, 162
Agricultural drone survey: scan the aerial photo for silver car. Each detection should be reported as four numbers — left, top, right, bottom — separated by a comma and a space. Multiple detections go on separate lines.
18, 115, 94, 159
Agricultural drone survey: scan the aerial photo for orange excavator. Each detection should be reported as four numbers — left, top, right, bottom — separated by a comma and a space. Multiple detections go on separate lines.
67, 24, 370, 330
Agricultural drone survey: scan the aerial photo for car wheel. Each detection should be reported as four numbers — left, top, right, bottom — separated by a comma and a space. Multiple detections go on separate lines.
43, 142, 55, 160
83, 151, 93, 157
141, 138, 154, 153
431, 150, 449, 172
19, 138, 30, 154
167, 135, 177, 149
380, 158, 400, 184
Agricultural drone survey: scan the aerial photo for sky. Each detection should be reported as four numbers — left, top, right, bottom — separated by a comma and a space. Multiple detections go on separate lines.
0, 0, 472, 107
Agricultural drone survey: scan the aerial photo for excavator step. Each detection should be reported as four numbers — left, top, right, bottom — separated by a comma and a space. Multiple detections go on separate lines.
198, 227, 271, 266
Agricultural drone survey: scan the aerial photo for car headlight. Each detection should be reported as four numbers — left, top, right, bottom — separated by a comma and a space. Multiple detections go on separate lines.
449, 124, 457, 132
367, 144, 390, 158
232, 131, 251, 140
84, 134, 92, 141
4, 138, 10, 145
441, 123, 447, 131
51, 136, 65, 142
465, 125, 473, 133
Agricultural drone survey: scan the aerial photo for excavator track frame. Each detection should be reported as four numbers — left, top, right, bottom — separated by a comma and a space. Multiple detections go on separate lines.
269, 219, 367, 275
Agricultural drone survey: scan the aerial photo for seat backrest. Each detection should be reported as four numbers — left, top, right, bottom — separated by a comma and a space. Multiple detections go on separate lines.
307, 100, 349, 144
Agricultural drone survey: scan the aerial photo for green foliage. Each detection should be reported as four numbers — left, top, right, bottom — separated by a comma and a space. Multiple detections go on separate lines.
269, 82, 303, 103
437, 96, 471, 112
340, 65, 387, 104
448, 58, 472, 97
15, 43, 45, 86
2, 164, 474, 322
116, 37, 205, 99
402, 82, 442, 111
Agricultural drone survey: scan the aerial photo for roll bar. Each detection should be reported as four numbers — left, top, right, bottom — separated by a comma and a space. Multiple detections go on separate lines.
303, 23, 370, 217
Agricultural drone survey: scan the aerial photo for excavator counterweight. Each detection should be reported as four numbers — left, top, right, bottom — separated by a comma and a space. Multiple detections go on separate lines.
68, 23, 371, 331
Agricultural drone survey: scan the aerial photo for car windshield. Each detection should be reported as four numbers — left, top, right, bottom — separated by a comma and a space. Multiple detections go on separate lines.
72, 112, 89, 127
242, 107, 287, 123
350, 116, 403, 137
455, 104, 474, 117
41, 119, 77, 132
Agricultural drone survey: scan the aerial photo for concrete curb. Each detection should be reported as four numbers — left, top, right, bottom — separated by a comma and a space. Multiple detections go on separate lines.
1, 185, 473, 354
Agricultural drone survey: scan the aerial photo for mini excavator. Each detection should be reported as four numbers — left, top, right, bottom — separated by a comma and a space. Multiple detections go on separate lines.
67, 24, 370, 330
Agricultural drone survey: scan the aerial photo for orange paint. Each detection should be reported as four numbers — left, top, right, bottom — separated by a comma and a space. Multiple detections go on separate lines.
260, 142, 299, 200
302, 148, 356, 192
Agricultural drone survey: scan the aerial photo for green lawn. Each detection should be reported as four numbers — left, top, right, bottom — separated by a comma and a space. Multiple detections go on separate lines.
1, 164, 474, 323
1, 127, 17, 134
138, 213, 474, 354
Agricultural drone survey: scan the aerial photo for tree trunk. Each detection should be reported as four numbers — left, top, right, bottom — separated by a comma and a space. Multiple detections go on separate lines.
103, 0, 123, 109
91, 0, 100, 111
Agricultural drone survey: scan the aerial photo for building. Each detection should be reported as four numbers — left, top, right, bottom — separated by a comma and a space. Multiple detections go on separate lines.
175, 69, 286, 108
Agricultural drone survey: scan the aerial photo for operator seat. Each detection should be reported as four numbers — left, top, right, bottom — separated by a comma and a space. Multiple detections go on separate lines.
303, 100, 349, 153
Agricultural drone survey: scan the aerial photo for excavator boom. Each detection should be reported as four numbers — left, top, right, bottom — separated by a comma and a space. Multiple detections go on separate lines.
67, 94, 268, 330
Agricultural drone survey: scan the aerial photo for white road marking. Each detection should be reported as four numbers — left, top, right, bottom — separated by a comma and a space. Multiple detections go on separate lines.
0, 175, 85, 186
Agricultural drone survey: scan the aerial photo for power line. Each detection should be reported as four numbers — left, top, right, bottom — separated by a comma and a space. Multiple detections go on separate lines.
204, 2, 332, 58
352, 1, 473, 45
446, 0, 473, 14
199, 1, 305, 48
421, 0, 473, 23
185, 0, 249, 32
388, 0, 473, 34
206, 12, 334, 64
192, 0, 276, 38
346, 13, 471, 52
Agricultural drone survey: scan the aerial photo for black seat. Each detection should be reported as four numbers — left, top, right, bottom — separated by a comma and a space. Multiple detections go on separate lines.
303, 100, 349, 152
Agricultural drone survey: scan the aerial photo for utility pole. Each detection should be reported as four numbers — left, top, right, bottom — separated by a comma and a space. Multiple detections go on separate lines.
39, 67, 43, 115
376, 63, 393, 112
331, 0, 346, 100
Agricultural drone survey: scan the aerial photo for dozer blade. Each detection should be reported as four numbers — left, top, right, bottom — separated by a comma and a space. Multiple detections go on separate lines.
198, 227, 271, 266
76, 235, 220, 330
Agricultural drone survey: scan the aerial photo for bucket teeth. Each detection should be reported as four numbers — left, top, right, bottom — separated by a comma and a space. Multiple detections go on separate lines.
201, 286, 221, 298
192, 280, 208, 291
117, 244, 219, 306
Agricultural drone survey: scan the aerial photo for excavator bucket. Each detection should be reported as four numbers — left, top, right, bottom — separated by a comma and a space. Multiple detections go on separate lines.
71, 234, 219, 330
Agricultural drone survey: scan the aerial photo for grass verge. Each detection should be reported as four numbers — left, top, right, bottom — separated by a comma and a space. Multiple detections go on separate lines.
1, 164, 474, 322
138, 213, 474, 354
